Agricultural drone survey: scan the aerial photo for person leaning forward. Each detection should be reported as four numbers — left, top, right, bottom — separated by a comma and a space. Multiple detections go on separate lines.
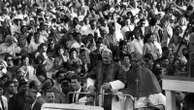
87, 48, 126, 110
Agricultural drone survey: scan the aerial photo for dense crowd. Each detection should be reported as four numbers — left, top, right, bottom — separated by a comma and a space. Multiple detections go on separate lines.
0, 0, 194, 110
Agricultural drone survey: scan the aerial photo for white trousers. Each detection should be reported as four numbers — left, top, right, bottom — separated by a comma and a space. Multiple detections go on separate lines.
112, 92, 166, 110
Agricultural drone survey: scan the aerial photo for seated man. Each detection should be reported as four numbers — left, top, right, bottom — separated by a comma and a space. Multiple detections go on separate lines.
43, 89, 57, 103
68, 75, 86, 104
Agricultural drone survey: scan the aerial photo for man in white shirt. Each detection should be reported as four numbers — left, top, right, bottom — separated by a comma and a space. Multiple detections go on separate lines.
0, 35, 21, 57
0, 86, 8, 110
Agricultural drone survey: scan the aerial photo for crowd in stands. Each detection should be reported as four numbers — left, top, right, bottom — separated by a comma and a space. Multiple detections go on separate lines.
0, 0, 194, 110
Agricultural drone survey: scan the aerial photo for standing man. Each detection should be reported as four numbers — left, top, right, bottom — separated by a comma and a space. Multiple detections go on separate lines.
87, 48, 125, 110
123, 52, 166, 109
24, 80, 45, 110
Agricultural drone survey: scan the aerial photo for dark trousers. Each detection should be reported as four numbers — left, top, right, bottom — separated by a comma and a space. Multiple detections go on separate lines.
103, 94, 112, 110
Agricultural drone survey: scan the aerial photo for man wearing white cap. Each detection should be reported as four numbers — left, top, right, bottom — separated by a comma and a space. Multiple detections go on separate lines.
87, 48, 125, 110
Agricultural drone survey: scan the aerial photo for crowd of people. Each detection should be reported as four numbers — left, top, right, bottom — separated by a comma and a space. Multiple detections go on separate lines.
0, 0, 194, 110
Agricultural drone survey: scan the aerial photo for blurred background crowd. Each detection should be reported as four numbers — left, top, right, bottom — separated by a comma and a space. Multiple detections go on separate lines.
0, 0, 194, 110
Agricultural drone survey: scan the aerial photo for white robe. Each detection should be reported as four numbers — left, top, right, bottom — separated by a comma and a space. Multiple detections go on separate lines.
87, 78, 166, 110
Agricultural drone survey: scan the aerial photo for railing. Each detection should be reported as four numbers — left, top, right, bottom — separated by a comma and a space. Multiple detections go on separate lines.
67, 91, 97, 105
67, 86, 165, 110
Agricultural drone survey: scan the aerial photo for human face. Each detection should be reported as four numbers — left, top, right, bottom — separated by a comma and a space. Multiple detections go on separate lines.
80, 51, 87, 63
13, 78, 19, 88
90, 22, 96, 30
59, 48, 64, 55
0, 76, 8, 86
130, 54, 139, 67
25, 88, 38, 103
123, 56, 130, 66
56, 73, 64, 83
61, 80, 70, 94
49, 39, 55, 47
37, 75, 46, 83
102, 52, 112, 64
23, 57, 30, 66
7, 57, 14, 67
71, 51, 77, 59
70, 79, 80, 91
144, 58, 154, 70
122, 45, 128, 54
162, 59, 170, 67
149, 35, 155, 43
0, 87, 3, 96
46, 92, 55, 103
42, 45, 48, 52
17, 71, 26, 80
19, 83, 29, 93
8, 83, 17, 94
34, 34, 40, 43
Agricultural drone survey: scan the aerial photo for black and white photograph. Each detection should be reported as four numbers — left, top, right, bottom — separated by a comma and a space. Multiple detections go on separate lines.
0, 0, 194, 110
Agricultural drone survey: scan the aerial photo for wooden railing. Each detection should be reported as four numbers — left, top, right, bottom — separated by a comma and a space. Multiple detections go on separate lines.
162, 76, 194, 110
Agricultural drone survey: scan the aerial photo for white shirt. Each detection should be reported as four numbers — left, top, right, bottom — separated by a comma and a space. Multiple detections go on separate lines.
28, 38, 40, 53
80, 25, 90, 35
130, 39, 144, 55
130, 8, 140, 16
73, 88, 82, 103
0, 96, 8, 110
39, 30, 48, 44
121, 26, 130, 37
114, 23, 124, 42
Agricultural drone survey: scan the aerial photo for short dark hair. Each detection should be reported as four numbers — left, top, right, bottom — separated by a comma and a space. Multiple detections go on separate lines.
29, 80, 40, 91
4, 80, 14, 88
55, 70, 66, 78
18, 80, 28, 88
149, 17, 157, 26
144, 53, 154, 61
4, 54, 14, 62
184, 93, 194, 109
69, 48, 78, 55
187, 5, 193, 11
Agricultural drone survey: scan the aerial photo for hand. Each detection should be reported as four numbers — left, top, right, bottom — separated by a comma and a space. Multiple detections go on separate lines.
102, 83, 112, 90
87, 86, 95, 94
59, 48, 64, 56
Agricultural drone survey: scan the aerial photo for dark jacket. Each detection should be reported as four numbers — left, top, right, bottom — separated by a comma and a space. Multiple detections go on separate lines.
89, 61, 125, 92
23, 96, 45, 110
68, 88, 85, 103
8, 92, 25, 110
